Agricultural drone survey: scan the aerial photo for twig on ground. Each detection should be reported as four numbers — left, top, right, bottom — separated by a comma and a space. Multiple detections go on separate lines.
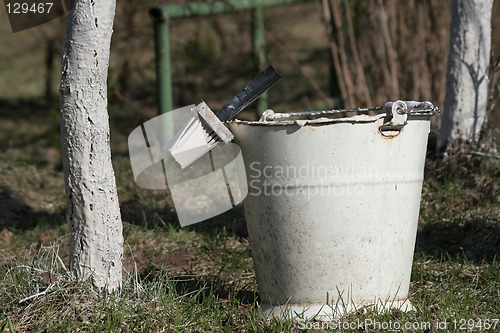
18, 283, 55, 304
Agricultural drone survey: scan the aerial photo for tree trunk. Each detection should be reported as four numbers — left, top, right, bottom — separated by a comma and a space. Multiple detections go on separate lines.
59, 0, 123, 291
437, 0, 493, 153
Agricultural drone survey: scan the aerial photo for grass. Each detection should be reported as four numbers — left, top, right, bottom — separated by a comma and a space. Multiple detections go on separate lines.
0, 98, 498, 332
0, 103, 499, 332
0, 227, 277, 332
0, 101, 500, 333
0, 232, 498, 332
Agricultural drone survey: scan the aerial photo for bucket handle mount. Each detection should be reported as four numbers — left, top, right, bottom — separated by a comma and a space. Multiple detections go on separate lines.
379, 100, 439, 133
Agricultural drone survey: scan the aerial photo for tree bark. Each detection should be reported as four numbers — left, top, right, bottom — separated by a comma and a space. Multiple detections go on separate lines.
437, 0, 493, 153
59, 0, 123, 291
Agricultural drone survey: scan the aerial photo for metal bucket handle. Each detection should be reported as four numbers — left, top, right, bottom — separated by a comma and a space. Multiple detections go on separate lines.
379, 100, 439, 134
259, 100, 438, 123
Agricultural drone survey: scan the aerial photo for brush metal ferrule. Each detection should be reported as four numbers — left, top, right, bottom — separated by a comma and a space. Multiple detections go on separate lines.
197, 101, 234, 143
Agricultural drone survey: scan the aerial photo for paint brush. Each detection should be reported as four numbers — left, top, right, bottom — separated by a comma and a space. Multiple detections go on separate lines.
164, 65, 281, 169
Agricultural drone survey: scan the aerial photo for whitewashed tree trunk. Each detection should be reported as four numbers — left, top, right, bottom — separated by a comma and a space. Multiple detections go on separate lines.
60, 0, 123, 291
437, 0, 493, 153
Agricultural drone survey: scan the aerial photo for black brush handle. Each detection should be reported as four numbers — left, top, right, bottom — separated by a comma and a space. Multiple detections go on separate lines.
216, 65, 281, 122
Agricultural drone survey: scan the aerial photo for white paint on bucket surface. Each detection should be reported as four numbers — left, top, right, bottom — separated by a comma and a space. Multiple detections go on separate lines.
228, 109, 432, 320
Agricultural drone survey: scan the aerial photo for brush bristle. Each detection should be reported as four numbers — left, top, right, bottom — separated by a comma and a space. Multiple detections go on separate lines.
164, 101, 234, 169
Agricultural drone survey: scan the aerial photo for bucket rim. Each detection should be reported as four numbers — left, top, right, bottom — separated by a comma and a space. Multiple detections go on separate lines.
228, 100, 438, 127
228, 112, 386, 127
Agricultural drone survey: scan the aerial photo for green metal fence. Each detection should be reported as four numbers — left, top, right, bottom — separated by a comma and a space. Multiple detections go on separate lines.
150, 0, 315, 139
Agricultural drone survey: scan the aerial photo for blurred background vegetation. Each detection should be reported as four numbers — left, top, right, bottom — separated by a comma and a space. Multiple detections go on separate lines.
0, 0, 499, 238
0, 1, 499, 144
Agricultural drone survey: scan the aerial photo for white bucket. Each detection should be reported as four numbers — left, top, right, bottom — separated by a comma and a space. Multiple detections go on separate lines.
227, 101, 437, 320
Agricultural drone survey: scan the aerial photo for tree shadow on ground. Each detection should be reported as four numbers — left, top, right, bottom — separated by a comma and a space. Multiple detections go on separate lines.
186, 206, 248, 239
416, 215, 499, 264
0, 186, 65, 230
140, 272, 258, 320
0, 98, 51, 120
0, 182, 247, 239
120, 199, 248, 239
173, 274, 257, 305
121, 190, 499, 266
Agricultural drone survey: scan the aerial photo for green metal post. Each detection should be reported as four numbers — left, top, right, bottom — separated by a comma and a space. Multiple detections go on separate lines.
153, 14, 174, 145
150, 0, 315, 121
252, 7, 267, 115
